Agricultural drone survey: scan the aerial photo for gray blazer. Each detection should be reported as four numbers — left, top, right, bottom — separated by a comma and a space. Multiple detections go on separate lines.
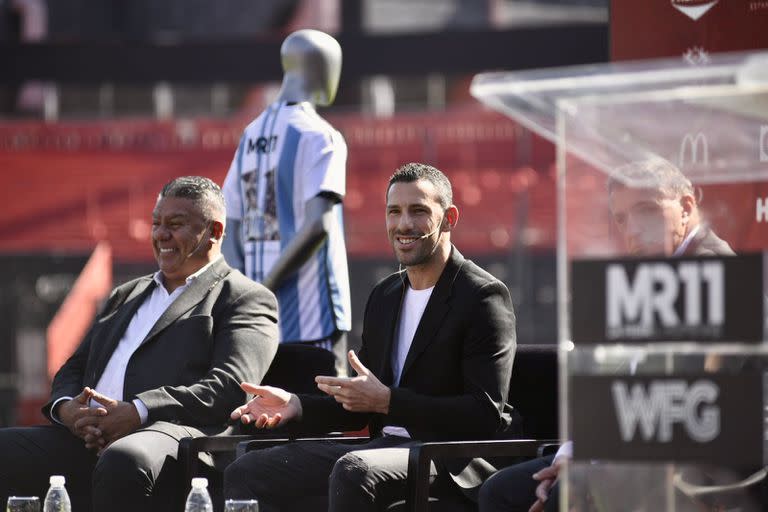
42, 257, 279, 438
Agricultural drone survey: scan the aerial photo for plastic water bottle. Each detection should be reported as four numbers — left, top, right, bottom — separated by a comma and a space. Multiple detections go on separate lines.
184, 477, 213, 512
43, 475, 71, 512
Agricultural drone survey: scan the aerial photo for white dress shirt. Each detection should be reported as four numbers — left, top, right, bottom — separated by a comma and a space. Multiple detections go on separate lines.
673, 224, 701, 257
52, 256, 221, 425
553, 440, 572, 462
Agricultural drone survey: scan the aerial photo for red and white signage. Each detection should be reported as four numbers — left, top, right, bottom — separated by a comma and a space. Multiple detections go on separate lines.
611, 0, 768, 61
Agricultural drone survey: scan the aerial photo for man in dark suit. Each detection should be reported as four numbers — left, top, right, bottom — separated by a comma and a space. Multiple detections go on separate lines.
224, 162, 518, 511
0, 176, 279, 512
606, 158, 734, 258
608, 157, 734, 374
479, 158, 737, 512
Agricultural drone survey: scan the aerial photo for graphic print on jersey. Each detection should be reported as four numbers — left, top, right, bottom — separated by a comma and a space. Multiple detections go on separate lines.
242, 167, 280, 242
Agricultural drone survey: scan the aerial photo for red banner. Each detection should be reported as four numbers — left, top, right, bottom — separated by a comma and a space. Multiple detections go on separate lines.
611, 0, 768, 61
1, 109, 548, 262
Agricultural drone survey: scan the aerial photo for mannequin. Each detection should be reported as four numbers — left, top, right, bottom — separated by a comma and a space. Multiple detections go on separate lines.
222, 29, 350, 372
276, 28, 341, 108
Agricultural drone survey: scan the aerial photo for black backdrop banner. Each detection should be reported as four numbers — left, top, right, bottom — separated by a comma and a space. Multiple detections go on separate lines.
571, 254, 763, 344
571, 373, 763, 466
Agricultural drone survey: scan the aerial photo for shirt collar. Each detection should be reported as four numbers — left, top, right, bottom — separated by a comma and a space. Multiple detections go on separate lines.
673, 224, 701, 257
152, 254, 223, 288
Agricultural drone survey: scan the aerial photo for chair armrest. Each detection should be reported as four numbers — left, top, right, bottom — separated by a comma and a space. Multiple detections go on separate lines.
406, 439, 557, 512
236, 435, 370, 458
180, 434, 262, 456
537, 442, 561, 458
179, 431, 304, 491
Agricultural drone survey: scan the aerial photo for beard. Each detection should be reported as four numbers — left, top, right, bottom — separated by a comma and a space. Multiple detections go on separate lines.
392, 234, 440, 267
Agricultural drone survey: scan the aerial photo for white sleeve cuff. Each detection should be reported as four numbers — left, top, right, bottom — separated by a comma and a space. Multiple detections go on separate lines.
50, 396, 74, 424
553, 440, 573, 463
132, 399, 149, 424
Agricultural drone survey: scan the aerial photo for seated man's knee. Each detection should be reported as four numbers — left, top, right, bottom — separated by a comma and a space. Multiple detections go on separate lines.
478, 468, 520, 512
93, 441, 153, 492
479, 458, 550, 512
330, 452, 375, 496
223, 451, 272, 500
479, 469, 507, 509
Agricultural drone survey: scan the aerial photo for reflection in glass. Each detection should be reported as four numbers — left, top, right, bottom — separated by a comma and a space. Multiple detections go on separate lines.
6, 497, 40, 512
224, 499, 259, 512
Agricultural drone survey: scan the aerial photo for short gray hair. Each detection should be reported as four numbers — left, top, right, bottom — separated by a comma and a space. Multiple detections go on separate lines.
607, 158, 694, 200
159, 176, 225, 221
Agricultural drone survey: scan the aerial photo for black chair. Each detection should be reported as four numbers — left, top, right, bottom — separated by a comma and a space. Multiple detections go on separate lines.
396, 343, 560, 511
260, 342, 338, 394
177, 343, 338, 502
508, 344, 559, 440
236, 344, 560, 512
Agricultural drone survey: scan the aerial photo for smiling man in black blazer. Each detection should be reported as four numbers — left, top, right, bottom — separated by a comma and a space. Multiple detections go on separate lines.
0, 176, 279, 512
225, 162, 518, 511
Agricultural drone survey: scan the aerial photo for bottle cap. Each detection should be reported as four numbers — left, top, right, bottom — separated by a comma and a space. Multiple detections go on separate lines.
191, 477, 208, 488
49, 475, 65, 486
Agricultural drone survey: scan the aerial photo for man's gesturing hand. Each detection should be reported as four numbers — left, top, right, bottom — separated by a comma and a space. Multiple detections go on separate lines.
231, 383, 301, 428
57, 387, 106, 440
74, 389, 141, 453
316, 350, 391, 414
528, 459, 563, 512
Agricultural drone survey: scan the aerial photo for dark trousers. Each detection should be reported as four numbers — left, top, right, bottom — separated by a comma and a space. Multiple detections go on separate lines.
224, 435, 440, 512
0, 423, 188, 512
479, 454, 558, 512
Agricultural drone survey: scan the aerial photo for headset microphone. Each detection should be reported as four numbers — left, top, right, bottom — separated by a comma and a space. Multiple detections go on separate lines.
416, 227, 440, 240
185, 223, 213, 260
417, 215, 449, 240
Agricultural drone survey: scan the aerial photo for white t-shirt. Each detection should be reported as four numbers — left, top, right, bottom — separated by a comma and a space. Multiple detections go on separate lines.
382, 284, 434, 438
222, 101, 351, 343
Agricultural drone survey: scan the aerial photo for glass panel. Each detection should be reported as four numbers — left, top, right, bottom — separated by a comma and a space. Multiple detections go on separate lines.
474, 50, 768, 511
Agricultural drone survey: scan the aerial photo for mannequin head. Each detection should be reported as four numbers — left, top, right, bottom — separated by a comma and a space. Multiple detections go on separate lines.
277, 29, 342, 107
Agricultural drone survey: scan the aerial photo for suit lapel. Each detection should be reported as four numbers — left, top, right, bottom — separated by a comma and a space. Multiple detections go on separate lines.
90, 277, 156, 384
377, 276, 406, 385
140, 258, 231, 346
399, 247, 464, 381
683, 226, 708, 256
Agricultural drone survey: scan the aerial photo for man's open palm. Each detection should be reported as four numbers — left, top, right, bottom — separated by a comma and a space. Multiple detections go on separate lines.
231, 383, 301, 428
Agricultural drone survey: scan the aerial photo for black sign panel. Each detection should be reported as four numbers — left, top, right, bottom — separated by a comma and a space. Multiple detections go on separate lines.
571, 254, 763, 344
570, 373, 763, 466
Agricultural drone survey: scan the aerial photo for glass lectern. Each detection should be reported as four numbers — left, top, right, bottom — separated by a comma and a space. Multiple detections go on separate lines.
473, 52, 768, 511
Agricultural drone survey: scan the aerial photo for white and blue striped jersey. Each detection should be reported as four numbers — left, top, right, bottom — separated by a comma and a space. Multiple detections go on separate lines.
222, 101, 351, 343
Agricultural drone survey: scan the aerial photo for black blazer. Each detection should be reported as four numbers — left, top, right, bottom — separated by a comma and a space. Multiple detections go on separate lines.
42, 257, 279, 438
301, 245, 518, 440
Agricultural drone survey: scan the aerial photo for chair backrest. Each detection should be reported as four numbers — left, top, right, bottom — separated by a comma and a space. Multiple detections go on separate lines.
508, 344, 559, 439
262, 343, 337, 395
